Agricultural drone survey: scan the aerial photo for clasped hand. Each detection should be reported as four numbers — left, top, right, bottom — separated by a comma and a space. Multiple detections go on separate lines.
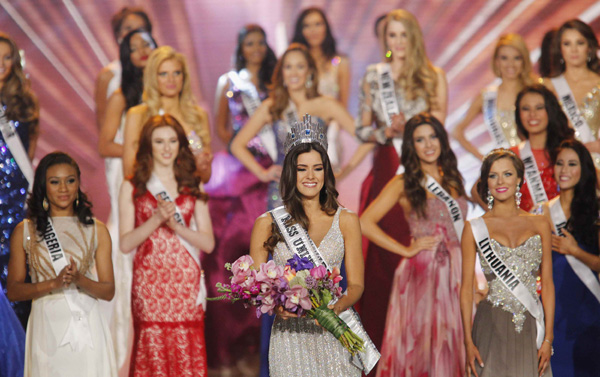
56, 257, 80, 288
155, 197, 179, 229
384, 113, 406, 139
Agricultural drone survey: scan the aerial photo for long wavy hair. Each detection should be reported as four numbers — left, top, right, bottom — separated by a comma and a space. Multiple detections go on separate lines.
268, 43, 320, 120
264, 142, 338, 253
401, 113, 465, 218
110, 6, 152, 42
291, 7, 338, 60
553, 19, 600, 75
234, 24, 277, 92
539, 28, 559, 78
0, 33, 39, 135
515, 84, 574, 161
477, 148, 524, 201
142, 46, 210, 147
383, 10, 439, 110
554, 139, 599, 254
492, 33, 536, 85
120, 29, 157, 110
27, 152, 94, 237
131, 114, 205, 200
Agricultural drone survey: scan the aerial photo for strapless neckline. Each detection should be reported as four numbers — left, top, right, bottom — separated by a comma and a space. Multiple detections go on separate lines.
490, 234, 541, 250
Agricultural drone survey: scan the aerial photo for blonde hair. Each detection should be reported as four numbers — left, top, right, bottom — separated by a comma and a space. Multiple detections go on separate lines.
492, 34, 536, 85
384, 10, 438, 110
142, 46, 210, 146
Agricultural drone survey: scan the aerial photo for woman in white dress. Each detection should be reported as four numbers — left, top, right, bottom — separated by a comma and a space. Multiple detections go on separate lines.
7, 152, 116, 377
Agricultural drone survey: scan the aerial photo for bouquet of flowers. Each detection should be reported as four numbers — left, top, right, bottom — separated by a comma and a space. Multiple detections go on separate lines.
208, 254, 364, 355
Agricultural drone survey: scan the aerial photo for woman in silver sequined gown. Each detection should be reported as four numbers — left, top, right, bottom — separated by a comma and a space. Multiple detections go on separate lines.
248, 137, 364, 377
461, 149, 555, 377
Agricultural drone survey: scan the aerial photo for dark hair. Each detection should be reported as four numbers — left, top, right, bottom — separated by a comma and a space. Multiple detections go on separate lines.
131, 114, 205, 200
554, 139, 599, 254
539, 28, 559, 77
27, 152, 94, 237
291, 7, 337, 60
477, 149, 525, 201
234, 24, 277, 92
111, 7, 152, 42
515, 84, 574, 161
120, 29, 157, 110
553, 19, 600, 75
401, 113, 465, 218
374, 14, 387, 37
264, 142, 338, 252
269, 43, 319, 120
0, 33, 39, 135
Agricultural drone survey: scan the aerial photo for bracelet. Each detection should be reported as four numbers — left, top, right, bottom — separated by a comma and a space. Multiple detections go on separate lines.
544, 339, 555, 356
544, 339, 552, 345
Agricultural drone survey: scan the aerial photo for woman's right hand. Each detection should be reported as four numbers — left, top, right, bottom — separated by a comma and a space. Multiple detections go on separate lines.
275, 305, 299, 320
465, 342, 484, 377
154, 197, 176, 223
405, 236, 439, 257
259, 165, 282, 183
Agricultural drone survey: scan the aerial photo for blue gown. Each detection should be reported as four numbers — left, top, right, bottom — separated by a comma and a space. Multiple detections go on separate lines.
0, 115, 31, 329
551, 241, 600, 376
0, 286, 25, 377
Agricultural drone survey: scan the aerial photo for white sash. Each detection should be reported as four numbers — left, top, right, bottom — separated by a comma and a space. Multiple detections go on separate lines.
43, 219, 95, 351
424, 175, 464, 241
0, 107, 33, 191
146, 174, 206, 308
482, 88, 510, 148
283, 101, 299, 129
519, 141, 549, 205
376, 63, 403, 157
470, 217, 545, 348
228, 70, 277, 161
551, 75, 595, 143
548, 197, 600, 303
271, 206, 380, 374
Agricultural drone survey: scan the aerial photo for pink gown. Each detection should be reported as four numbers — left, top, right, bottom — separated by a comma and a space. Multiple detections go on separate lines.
376, 197, 467, 377
130, 189, 207, 377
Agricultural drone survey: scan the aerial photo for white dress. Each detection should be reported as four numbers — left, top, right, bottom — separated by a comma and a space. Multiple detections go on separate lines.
23, 217, 117, 377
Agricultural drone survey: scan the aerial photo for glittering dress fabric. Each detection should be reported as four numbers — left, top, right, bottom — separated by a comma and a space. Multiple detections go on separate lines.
551, 239, 600, 376
376, 197, 467, 377
510, 146, 558, 212
472, 235, 552, 377
23, 218, 117, 377
482, 87, 520, 149
0, 287, 25, 377
130, 190, 207, 377
318, 59, 342, 169
268, 208, 361, 377
0, 117, 31, 328
356, 64, 428, 356
202, 76, 269, 369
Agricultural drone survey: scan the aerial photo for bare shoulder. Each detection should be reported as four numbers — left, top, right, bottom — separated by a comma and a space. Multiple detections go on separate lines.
127, 103, 148, 116
11, 221, 25, 238
97, 66, 115, 83
339, 208, 359, 227
94, 219, 110, 238
254, 212, 273, 230
524, 212, 552, 232
433, 65, 446, 78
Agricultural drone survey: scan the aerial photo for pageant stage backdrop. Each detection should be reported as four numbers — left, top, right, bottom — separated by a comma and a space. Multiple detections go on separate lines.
1, 0, 599, 220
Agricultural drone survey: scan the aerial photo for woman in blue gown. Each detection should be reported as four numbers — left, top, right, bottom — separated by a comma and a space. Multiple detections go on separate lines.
0, 33, 39, 330
541, 139, 600, 376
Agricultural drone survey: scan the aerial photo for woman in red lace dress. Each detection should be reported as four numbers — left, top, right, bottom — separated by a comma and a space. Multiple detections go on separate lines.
119, 114, 215, 376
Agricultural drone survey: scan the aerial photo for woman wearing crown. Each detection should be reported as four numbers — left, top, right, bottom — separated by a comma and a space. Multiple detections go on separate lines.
248, 115, 365, 376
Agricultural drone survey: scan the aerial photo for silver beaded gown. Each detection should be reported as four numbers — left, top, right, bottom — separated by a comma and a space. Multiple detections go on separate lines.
269, 207, 361, 377
472, 235, 552, 377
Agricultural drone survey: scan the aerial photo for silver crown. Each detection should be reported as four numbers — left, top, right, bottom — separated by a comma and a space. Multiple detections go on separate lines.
283, 114, 328, 154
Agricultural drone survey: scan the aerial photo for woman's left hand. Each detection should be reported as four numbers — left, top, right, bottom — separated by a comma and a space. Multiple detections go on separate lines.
194, 150, 213, 173
537, 341, 552, 376
551, 229, 577, 255
63, 257, 80, 286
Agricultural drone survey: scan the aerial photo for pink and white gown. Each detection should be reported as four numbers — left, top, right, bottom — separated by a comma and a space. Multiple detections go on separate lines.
376, 197, 467, 377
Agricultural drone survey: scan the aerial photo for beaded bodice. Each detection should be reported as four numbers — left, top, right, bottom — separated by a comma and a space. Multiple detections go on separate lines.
580, 85, 600, 138
272, 207, 344, 269
480, 235, 542, 333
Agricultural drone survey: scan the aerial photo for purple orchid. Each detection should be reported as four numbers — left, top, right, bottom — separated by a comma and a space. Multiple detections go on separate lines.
287, 255, 314, 271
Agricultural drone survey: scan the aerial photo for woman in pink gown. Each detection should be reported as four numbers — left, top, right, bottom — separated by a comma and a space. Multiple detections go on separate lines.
361, 113, 466, 376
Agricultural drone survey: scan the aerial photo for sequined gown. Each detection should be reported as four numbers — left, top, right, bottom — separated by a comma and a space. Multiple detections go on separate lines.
552, 237, 600, 376
22, 217, 117, 377
269, 207, 361, 377
0, 116, 32, 328
482, 86, 520, 148
203, 73, 269, 369
376, 197, 467, 377
510, 146, 558, 212
472, 234, 552, 376
356, 64, 428, 353
130, 190, 207, 377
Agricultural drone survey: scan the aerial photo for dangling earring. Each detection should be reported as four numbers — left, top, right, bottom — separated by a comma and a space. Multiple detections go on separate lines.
487, 190, 494, 210
305, 75, 313, 89
43, 197, 49, 211
560, 57, 565, 65
75, 193, 79, 208
386, 50, 392, 59
588, 53, 592, 63
515, 186, 522, 208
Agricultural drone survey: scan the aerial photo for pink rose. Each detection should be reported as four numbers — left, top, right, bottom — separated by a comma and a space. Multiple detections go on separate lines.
310, 265, 327, 280
284, 285, 312, 311
256, 260, 284, 283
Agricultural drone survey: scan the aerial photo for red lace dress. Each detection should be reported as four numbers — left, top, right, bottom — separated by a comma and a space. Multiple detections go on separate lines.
130, 189, 207, 377
510, 146, 558, 212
